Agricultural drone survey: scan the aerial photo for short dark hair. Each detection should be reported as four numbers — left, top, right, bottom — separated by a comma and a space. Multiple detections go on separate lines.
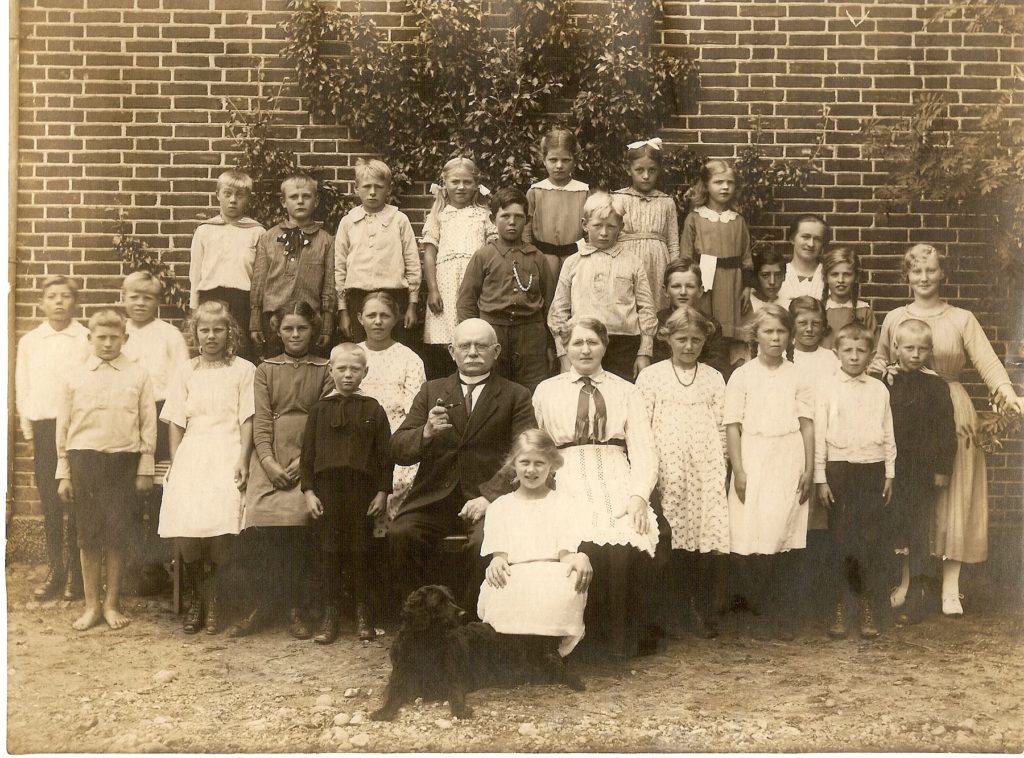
489, 187, 529, 217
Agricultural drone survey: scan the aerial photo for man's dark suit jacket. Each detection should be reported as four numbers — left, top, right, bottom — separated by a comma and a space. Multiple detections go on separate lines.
390, 373, 536, 516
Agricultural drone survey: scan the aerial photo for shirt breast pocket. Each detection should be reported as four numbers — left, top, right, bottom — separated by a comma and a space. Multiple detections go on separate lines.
614, 275, 635, 305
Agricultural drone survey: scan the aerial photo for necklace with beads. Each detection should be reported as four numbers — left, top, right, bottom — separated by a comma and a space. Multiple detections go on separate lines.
671, 361, 698, 387
511, 259, 534, 292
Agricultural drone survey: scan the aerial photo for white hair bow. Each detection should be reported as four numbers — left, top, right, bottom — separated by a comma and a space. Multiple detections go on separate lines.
430, 182, 490, 197
627, 137, 663, 151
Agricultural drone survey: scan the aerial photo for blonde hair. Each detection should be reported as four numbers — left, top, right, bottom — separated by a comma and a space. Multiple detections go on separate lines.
329, 342, 367, 364
122, 270, 163, 296
216, 169, 253, 192
686, 159, 735, 209
188, 300, 241, 360
893, 318, 933, 347
834, 321, 876, 350
582, 191, 624, 223
901, 243, 948, 281
743, 302, 792, 358
428, 157, 487, 218
658, 305, 716, 344
498, 428, 564, 486
87, 308, 127, 333
354, 158, 392, 186
280, 173, 318, 195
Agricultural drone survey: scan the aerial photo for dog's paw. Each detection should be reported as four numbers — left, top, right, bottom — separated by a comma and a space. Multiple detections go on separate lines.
564, 673, 586, 692
370, 708, 395, 722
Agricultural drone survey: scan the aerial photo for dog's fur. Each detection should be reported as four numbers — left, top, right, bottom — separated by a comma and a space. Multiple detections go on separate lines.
370, 585, 585, 720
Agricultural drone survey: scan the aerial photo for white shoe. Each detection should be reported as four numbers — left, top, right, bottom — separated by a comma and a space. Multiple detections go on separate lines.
890, 585, 907, 609
942, 593, 964, 617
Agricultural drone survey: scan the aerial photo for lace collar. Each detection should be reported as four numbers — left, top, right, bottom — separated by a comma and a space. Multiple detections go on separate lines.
531, 178, 590, 192
695, 206, 738, 223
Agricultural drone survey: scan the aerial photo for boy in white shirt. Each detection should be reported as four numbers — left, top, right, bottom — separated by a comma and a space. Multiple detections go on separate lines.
56, 309, 157, 631
189, 169, 264, 360
814, 322, 896, 640
120, 270, 190, 593
14, 275, 91, 601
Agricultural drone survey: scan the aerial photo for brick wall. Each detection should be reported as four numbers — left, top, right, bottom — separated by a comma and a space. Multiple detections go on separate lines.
12, 1, 1023, 531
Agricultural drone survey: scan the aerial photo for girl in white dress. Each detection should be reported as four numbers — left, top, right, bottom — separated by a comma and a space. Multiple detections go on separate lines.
636, 306, 728, 639
726, 303, 814, 640
478, 429, 593, 657
422, 157, 496, 378
789, 295, 839, 532
533, 317, 659, 660
159, 301, 255, 635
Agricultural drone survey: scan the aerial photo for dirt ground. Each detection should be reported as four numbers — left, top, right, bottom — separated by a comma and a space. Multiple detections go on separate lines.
6, 562, 1024, 754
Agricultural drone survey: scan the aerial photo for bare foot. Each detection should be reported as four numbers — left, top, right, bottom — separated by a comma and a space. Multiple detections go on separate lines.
103, 606, 131, 630
72, 606, 103, 631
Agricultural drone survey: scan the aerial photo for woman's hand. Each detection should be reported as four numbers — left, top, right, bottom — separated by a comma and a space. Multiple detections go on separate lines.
993, 384, 1024, 416
817, 482, 834, 508
250, 330, 264, 349
558, 355, 571, 373
797, 470, 812, 504
632, 355, 651, 380
485, 555, 511, 588
305, 490, 323, 519
338, 310, 352, 339
367, 492, 387, 517
733, 471, 747, 504
285, 456, 301, 482
234, 459, 249, 491
627, 495, 649, 535
565, 553, 593, 593
404, 303, 418, 330
317, 313, 333, 349
934, 473, 950, 488
263, 458, 294, 490
427, 290, 444, 316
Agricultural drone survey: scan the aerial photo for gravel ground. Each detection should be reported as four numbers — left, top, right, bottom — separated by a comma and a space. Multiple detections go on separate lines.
7, 562, 1024, 753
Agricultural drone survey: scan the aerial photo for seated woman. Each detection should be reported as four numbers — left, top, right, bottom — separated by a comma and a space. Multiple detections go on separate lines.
532, 317, 660, 660
478, 429, 592, 657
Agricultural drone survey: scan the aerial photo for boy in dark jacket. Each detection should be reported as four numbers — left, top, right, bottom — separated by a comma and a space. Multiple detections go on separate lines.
301, 343, 393, 644
884, 319, 957, 625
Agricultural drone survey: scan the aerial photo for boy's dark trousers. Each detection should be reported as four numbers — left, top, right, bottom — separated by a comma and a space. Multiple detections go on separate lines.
490, 319, 550, 393
603, 335, 642, 383
826, 461, 887, 604
891, 477, 939, 583
343, 288, 410, 345
31, 419, 82, 599
311, 469, 376, 616
67, 450, 140, 551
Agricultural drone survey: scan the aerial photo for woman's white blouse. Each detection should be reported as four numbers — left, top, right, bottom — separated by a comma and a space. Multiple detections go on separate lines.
532, 368, 658, 501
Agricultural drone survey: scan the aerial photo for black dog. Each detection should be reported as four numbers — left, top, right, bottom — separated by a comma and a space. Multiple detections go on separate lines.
370, 585, 585, 720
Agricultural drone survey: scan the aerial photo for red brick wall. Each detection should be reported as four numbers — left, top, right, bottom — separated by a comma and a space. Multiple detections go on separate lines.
12, 1, 1023, 529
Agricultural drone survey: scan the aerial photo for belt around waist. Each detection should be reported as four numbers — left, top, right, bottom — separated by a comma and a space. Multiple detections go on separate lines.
534, 239, 579, 257
557, 438, 627, 449
620, 233, 665, 243
707, 255, 742, 269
